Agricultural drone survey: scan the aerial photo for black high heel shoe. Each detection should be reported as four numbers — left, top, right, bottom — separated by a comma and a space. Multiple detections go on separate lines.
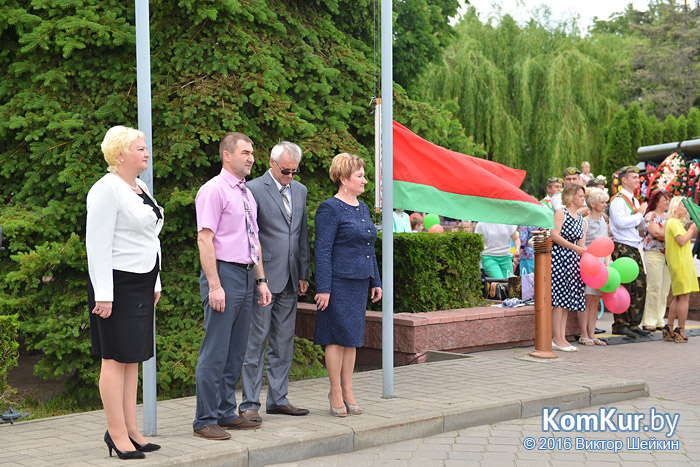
674, 327, 689, 343
104, 430, 145, 460
129, 436, 161, 452
662, 325, 675, 342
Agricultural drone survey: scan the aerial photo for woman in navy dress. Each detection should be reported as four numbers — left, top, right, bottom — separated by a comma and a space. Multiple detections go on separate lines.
550, 184, 587, 352
314, 153, 382, 417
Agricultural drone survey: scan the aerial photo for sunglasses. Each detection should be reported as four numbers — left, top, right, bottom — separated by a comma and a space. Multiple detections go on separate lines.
274, 159, 300, 176
547, 177, 563, 184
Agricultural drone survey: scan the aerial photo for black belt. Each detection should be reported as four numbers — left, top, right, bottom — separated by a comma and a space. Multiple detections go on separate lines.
225, 261, 254, 270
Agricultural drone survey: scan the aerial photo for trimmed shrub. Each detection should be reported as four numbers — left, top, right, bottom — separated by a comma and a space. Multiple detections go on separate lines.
0, 314, 19, 406
370, 232, 483, 313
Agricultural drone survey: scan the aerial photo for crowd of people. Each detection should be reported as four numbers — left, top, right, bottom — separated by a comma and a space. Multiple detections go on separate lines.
470, 162, 698, 352
85, 128, 696, 459
86, 127, 381, 458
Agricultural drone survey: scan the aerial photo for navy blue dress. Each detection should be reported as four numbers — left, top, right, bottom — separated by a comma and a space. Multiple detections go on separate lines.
314, 197, 381, 347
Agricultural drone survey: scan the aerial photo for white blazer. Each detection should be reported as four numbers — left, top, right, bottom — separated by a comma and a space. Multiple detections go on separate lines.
86, 173, 163, 301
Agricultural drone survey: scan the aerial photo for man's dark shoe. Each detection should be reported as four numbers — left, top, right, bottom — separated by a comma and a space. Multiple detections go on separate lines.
266, 404, 310, 416
220, 417, 262, 430
193, 424, 231, 440
239, 409, 262, 423
613, 326, 640, 338
594, 327, 605, 334
630, 326, 650, 336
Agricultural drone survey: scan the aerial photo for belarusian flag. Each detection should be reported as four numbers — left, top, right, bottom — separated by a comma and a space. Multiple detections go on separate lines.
393, 121, 554, 228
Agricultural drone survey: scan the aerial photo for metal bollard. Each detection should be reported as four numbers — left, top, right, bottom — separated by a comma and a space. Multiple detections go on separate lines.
529, 230, 557, 359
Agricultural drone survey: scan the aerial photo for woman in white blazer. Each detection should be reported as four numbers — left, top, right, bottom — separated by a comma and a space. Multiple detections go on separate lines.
86, 126, 163, 460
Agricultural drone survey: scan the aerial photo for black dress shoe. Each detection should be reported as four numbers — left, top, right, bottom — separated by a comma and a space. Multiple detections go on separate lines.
104, 430, 145, 459
594, 327, 605, 334
129, 436, 161, 452
266, 404, 310, 416
613, 326, 639, 338
630, 326, 650, 336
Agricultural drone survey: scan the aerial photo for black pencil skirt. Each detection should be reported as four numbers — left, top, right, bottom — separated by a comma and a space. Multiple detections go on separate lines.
88, 260, 159, 363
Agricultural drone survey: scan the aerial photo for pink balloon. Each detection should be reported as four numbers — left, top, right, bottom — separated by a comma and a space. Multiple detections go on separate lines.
582, 265, 608, 289
602, 286, 630, 314
428, 224, 444, 233
580, 253, 602, 277
587, 237, 614, 258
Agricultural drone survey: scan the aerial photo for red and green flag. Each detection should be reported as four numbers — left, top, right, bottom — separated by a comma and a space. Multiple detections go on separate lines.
393, 121, 554, 228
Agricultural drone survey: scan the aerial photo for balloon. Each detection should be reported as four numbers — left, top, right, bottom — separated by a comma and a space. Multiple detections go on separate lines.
580, 253, 602, 277
612, 257, 639, 284
598, 299, 605, 319
409, 212, 423, 222
424, 214, 440, 230
428, 224, 444, 233
599, 267, 621, 293
587, 237, 614, 257
581, 265, 608, 289
602, 286, 630, 314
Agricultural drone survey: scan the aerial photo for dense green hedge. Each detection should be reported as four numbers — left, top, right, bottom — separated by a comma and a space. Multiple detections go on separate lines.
0, 314, 19, 406
0, 0, 479, 404
369, 232, 483, 313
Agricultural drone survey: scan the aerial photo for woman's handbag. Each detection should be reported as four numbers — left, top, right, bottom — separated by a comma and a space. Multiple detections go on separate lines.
483, 278, 509, 301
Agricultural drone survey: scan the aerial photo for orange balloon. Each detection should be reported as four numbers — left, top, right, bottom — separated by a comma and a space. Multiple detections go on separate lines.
409, 212, 423, 221
428, 224, 444, 233
587, 237, 614, 258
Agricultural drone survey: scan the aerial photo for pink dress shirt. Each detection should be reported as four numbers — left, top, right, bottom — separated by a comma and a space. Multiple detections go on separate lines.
195, 168, 258, 263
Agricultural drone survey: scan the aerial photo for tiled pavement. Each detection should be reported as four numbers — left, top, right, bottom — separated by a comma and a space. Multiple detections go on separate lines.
0, 329, 647, 466
273, 314, 700, 466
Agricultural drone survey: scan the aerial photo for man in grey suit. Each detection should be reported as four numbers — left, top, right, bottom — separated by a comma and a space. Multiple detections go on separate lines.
239, 141, 311, 423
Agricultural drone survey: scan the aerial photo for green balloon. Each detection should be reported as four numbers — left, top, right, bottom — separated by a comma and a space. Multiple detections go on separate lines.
423, 214, 440, 230
599, 266, 621, 293
612, 257, 640, 284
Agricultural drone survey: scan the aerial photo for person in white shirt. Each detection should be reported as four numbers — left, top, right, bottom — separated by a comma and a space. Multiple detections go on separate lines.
87, 126, 164, 459
580, 161, 594, 185
608, 165, 649, 339
551, 167, 582, 211
541, 177, 562, 211
474, 222, 520, 279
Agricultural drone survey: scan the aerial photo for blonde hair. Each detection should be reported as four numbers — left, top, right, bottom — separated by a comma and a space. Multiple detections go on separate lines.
561, 184, 584, 206
101, 126, 145, 174
585, 187, 609, 206
329, 153, 366, 187
668, 196, 689, 221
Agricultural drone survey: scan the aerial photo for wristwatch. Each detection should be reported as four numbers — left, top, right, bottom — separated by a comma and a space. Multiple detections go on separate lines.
256, 277, 268, 284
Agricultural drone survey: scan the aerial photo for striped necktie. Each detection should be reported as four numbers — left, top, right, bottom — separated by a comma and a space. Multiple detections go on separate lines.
238, 181, 259, 264
280, 185, 292, 225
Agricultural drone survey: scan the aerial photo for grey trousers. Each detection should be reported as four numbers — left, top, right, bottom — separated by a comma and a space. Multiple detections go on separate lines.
193, 261, 254, 431
240, 278, 298, 412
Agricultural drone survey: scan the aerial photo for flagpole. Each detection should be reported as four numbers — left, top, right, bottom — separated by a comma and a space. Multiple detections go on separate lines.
380, 0, 394, 399
135, 0, 157, 436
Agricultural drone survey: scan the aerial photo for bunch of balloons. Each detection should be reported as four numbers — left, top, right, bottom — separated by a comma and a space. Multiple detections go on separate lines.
579, 237, 639, 314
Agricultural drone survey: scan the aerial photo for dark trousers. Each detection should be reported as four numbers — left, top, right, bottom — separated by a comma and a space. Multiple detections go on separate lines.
611, 242, 646, 332
193, 261, 254, 431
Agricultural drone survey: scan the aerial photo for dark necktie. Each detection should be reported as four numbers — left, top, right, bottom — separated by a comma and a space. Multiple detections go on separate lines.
280, 185, 292, 225
238, 181, 259, 264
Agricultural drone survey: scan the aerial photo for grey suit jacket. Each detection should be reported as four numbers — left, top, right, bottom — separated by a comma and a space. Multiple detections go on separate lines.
247, 171, 311, 294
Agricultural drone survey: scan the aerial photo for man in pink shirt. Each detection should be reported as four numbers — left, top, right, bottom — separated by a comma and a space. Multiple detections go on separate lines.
192, 132, 272, 440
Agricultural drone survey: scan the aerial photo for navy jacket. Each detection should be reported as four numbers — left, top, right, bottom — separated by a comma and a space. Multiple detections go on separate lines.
314, 197, 381, 293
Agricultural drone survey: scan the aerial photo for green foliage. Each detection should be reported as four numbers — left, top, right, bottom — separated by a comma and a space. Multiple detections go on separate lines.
0, 0, 467, 403
420, 9, 623, 195
369, 232, 483, 313
0, 314, 19, 406
289, 337, 326, 382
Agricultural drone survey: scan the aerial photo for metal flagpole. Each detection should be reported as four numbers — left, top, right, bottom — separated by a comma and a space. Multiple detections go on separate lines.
380, 0, 394, 398
135, 0, 157, 436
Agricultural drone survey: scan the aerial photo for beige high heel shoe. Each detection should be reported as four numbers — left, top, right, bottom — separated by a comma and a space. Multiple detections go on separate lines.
343, 397, 363, 415
328, 393, 347, 417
